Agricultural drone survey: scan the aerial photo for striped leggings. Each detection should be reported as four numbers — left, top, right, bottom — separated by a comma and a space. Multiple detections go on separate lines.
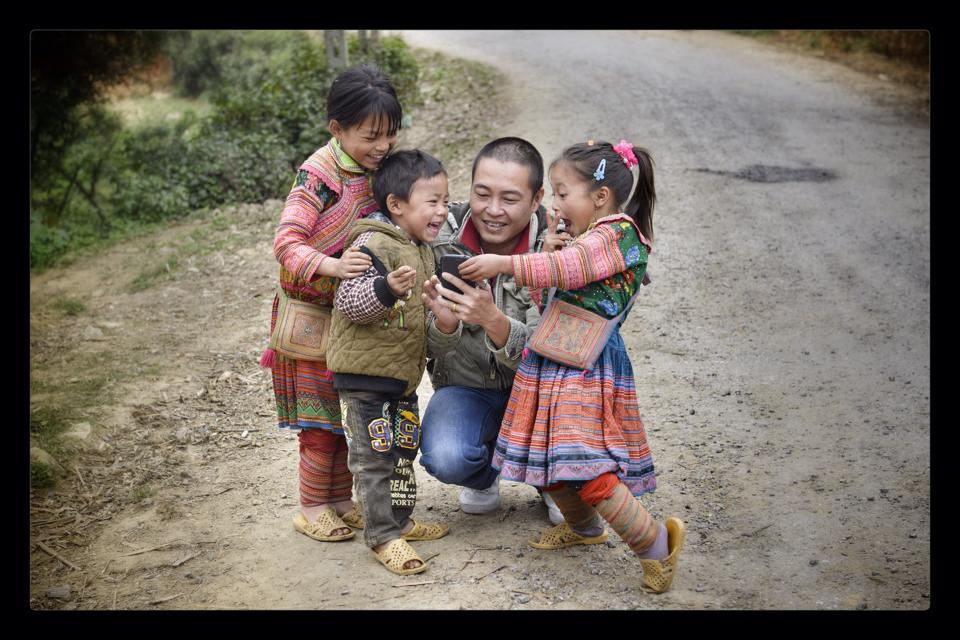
545, 473, 661, 554
298, 428, 353, 506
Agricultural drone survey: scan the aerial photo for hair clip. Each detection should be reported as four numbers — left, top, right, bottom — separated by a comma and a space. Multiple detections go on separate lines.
593, 158, 606, 181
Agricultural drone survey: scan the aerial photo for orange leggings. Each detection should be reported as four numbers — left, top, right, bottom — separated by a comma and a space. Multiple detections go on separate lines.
543, 472, 620, 506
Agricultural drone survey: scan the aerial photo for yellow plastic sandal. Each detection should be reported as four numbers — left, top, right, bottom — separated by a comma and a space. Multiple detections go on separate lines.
401, 519, 450, 541
292, 508, 355, 542
528, 522, 608, 550
373, 538, 428, 576
639, 517, 687, 594
341, 508, 364, 530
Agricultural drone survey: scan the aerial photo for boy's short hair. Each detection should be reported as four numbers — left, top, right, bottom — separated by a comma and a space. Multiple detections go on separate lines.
470, 137, 544, 197
373, 150, 447, 215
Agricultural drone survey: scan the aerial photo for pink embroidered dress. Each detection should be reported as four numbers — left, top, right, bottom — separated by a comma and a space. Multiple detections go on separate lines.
491, 214, 657, 496
265, 138, 379, 433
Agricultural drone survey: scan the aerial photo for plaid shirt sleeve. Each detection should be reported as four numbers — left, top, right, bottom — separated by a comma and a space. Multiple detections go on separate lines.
334, 231, 394, 325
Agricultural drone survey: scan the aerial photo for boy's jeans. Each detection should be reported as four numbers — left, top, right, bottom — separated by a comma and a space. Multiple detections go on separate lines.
339, 389, 420, 548
419, 386, 510, 490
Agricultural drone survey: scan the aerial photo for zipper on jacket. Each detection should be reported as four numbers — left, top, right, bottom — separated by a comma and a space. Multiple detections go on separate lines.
488, 273, 504, 383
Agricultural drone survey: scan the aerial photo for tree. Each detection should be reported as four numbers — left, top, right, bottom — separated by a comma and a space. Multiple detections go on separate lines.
31, 31, 169, 225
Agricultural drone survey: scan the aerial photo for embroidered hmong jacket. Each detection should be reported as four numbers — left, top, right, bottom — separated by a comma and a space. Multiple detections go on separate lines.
272, 138, 378, 306
511, 214, 652, 321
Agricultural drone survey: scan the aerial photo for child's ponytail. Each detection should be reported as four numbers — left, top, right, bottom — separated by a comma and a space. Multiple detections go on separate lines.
625, 145, 656, 242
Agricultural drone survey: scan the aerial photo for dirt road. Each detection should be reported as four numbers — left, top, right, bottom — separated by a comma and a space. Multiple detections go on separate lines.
29, 30, 929, 610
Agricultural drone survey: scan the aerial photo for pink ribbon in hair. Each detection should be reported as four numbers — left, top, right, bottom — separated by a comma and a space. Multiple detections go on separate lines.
613, 139, 639, 169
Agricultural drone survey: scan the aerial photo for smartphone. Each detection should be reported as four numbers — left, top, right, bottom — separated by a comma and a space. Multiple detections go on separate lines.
439, 254, 476, 296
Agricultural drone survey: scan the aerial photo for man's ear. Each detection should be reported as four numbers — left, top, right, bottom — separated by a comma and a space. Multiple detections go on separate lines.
530, 187, 545, 213
386, 194, 404, 217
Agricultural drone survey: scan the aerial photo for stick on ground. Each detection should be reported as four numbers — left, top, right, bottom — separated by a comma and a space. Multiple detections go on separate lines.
36, 541, 80, 571
117, 539, 184, 558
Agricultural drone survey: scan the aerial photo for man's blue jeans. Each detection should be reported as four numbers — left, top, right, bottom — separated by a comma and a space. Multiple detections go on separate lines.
419, 386, 511, 490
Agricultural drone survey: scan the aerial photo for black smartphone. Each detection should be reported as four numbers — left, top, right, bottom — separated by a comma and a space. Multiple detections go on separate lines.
439, 254, 476, 296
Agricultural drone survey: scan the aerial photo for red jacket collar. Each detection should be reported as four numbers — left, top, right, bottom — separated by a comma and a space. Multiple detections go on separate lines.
460, 214, 530, 255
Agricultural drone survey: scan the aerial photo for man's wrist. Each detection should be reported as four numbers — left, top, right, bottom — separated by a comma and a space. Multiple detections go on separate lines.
482, 311, 511, 349
434, 316, 459, 335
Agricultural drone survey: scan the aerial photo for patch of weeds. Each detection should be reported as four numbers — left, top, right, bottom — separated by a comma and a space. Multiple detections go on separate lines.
30, 462, 55, 489
407, 49, 504, 171
188, 227, 228, 256
209, 213, 233, 233
129, 256, 180, 292
30, 405, 72, 460
52, 297, 87, 317
72, 375, 110, 404
131, 485, 156, 502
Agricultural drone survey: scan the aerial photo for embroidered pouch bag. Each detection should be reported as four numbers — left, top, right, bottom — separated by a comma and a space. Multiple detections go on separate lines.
269, 288, 332, 362
528, 288, 638, 370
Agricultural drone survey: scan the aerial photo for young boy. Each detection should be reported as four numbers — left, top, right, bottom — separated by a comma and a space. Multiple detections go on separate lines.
326, 150, 454, 576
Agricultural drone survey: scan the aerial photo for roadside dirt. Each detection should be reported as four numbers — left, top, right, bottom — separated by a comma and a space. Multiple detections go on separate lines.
29, 32, 930, 611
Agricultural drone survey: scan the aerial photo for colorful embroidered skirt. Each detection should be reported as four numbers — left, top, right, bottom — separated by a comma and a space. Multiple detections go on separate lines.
491, 330, 656, 497
269, 292, 343, 434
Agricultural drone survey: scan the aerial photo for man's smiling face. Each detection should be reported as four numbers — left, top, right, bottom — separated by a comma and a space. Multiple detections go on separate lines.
469, 158, 542, 255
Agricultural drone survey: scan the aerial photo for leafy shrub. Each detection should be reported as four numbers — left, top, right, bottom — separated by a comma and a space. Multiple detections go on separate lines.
348, 34, 422, 108
31, 31, 421, 271
167, 30, 312, 97
31, 462, 55, 489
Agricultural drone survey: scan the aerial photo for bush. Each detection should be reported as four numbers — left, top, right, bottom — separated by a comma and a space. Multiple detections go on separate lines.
348, 34, 422, 108
167, 30, 312, 97
31, 31, 421, 271
31, 462, 55, 489
208, 37, 334, 166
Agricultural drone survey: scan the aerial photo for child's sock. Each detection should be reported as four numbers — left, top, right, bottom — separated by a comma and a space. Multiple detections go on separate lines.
580, 476, 663, 559
544, 484, 605, 537
637, 523, 668, 560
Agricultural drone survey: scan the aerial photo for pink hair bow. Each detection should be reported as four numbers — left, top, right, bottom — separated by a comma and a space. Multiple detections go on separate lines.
613, 139, 638, 169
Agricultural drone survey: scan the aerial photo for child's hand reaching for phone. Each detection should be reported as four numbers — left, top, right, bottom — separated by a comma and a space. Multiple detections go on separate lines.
457, 254, 512, 281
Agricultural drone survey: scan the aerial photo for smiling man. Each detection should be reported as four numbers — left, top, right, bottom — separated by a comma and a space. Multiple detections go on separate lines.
419, 137, 563, 523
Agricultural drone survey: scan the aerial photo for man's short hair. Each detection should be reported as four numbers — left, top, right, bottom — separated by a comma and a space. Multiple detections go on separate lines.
471, 137, 543, 197
373, 149, 447, 215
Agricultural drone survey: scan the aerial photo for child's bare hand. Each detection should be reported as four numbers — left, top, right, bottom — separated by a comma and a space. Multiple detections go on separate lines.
458, 254, 510, 281
335, 247, 373, 279
542, 210, 572, 252
542, 232, 573, 252
386, 265, 417, 297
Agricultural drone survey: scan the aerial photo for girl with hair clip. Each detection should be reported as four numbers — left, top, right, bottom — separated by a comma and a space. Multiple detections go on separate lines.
259, 64, 401, 544
457, 139, 686, 594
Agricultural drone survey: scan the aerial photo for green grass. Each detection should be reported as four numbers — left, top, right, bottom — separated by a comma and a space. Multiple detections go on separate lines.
730, 30, 929, 86
130, 485, 156, 502
409, 48, 504, 170
126, 205, 270, 293
53, 297, 87, 316
29, 405, 73, 461
129, 257, 180, 293
109, 94, 212, 131
31, 463, 55, 489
